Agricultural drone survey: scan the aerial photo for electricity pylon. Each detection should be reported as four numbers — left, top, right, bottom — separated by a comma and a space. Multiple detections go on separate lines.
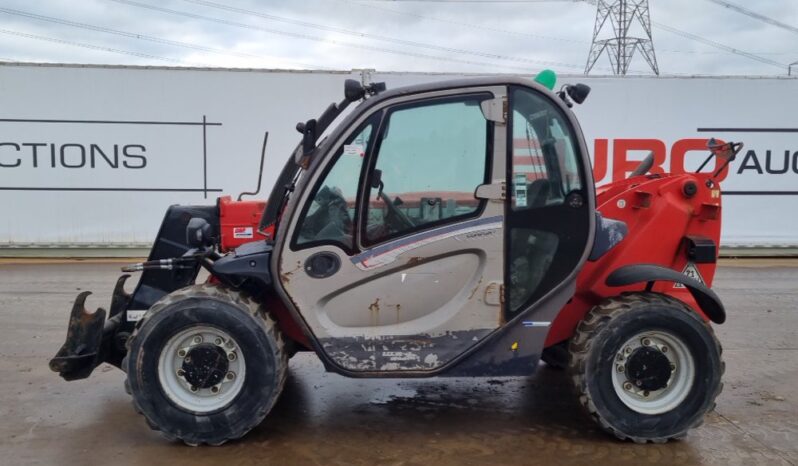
585, 0, 659, 75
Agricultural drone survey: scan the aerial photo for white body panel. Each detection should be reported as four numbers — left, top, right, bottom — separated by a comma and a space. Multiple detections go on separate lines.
0, 63, 796, 248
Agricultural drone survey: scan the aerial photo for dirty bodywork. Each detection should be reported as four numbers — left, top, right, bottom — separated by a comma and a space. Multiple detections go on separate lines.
50, 76, 730, 381
47, 74, 735, 445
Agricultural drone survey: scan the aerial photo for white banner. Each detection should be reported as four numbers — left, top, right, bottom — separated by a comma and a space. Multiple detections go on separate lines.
0, 63, 795, 248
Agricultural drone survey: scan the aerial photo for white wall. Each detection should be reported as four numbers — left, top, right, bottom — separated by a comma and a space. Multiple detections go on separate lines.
0, 63, 795, 248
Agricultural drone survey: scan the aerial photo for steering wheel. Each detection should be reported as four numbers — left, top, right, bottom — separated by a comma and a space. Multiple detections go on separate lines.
378, 190, 415, 230
303, 186, 351, 240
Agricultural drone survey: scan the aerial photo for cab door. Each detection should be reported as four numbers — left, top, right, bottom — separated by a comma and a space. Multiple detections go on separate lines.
504, 85, 593, 323
275, 86, 507, 374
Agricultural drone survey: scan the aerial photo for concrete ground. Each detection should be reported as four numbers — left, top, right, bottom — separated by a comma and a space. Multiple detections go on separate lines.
0, 260, 796, 465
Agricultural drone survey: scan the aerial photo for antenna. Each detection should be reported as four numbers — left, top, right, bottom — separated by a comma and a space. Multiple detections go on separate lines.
585, 0, 659, 75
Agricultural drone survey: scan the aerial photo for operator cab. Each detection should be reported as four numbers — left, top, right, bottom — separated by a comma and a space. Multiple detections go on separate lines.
270, 74, 596, 375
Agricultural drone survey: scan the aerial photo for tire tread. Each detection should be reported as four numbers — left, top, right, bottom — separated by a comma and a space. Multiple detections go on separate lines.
567, 292, 725, 443
124, 283, 287, 446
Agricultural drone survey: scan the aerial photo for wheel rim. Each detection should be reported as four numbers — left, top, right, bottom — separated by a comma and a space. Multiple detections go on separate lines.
157, 325, 246, 413
610, 330, 695, 415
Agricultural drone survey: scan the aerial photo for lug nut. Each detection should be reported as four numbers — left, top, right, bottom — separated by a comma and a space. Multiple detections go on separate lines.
176, 369, 185, 377
661, 346, 668, 353
226, 371, 235, 381
178, 349, 187, 358
617, 365, 625, 373
643, 390, 650, 397
624, 347, 632, 355
190, 386, 198, 392
642, 338, 651, 346
670, 363, 676, 370
214, 338, 223, 345
210, 386, 219, 394
623, 382, 633, 391
193, 335, 203, 344
227, 352, 236, 361
225, 340, 234, 349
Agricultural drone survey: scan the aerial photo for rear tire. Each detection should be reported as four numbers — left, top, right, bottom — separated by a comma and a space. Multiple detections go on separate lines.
568, 292, 723, 443
125, 284, 287, 446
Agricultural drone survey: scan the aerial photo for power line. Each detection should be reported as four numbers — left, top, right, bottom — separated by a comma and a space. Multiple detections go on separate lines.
0, 6, 326, 70
585, 0, 659, 75
348, 0, 798, 57
338, 0, 586, 43
578, 0, 789, 70
658, 49, 798, 55
172, 0, 585, 68
340, 0, 651, 73
652, 21, 787, 70
0, 28, 204, 65
110, 0, 581, 71
356, 0, 578, 2
703, 0, 798, 36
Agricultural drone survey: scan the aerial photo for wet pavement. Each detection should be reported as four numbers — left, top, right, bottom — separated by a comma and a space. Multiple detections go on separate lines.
0, 260, 796, 465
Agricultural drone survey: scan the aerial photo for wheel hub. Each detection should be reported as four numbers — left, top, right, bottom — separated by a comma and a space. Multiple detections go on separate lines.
625, 346, 672, 391
181, 344, 230, 389
611, 330, 696, 415
158, 326, 246, 413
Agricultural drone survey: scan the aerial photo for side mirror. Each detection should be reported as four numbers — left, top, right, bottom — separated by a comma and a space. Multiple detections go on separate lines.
566, 83, 591, 104
298, 119, 317, 158
345, 79, 366, 102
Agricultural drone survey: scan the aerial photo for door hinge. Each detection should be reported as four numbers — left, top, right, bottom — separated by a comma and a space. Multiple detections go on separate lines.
480, 96, 507, 125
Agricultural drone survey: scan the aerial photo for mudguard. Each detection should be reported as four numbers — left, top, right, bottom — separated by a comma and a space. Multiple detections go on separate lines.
605, 263, 726, 324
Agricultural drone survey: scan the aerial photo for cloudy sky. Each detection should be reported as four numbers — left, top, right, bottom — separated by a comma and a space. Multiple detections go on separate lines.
0, 0, 795, 76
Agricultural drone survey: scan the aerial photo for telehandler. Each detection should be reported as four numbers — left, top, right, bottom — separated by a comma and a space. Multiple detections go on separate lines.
50, 72, 738, 445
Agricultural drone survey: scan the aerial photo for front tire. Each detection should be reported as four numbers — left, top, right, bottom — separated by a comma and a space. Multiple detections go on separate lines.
569, 292, 724, 443
125, 284, 287, 446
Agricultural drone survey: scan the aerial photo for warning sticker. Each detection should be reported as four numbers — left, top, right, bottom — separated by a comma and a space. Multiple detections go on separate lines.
343, 144, 365, 157
674, 262, 705, 288
233, 226, 254, 239
127, 310, 146, 322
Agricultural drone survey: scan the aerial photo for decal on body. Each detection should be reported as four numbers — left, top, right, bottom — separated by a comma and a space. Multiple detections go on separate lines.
233, 226, 253, 239
126, 310, 147, 322
674, 262, 705, 288
351, 215, 503, 270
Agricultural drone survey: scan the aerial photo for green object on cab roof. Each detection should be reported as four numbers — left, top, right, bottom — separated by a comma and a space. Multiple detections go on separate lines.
534, 69, 557, 90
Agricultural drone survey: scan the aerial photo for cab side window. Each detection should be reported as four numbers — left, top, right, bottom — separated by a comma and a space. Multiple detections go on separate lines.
507, 87, 586, 313
364, 96, 490, 245
511, 91, 582, 210
294, 123, 374, 251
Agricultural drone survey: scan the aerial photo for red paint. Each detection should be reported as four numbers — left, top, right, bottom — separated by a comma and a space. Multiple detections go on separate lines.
612, 138, 667, 180
211, 150, 724, 353
544, 170, 722, 347
594, 137, 728, 183
593, 139, 609, 181
218, 195, 271, 252
214, 196, 308, 348
671, 138, 729, 182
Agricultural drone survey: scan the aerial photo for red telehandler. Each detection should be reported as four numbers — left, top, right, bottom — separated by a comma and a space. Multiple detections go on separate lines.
50, 73, 740, 445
